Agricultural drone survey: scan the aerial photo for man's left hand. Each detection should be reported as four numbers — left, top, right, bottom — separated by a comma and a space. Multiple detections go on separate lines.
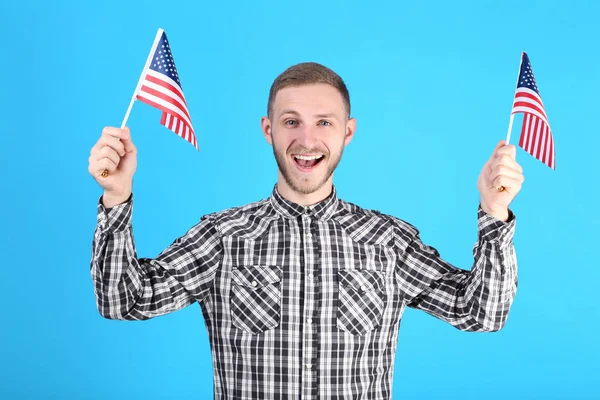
477, 140, 524, 222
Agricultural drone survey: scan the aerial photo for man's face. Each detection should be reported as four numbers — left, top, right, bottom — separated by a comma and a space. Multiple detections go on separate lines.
261, 83, 356, 195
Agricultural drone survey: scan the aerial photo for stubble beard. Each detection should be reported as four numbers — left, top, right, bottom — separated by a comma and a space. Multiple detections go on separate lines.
272, 138, 344, 195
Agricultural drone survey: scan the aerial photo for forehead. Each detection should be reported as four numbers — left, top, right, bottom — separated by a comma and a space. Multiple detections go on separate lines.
273, 84, 345, 116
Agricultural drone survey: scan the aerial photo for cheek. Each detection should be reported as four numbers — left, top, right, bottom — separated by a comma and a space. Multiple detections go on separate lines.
272, 135, 291, 155
324, 136, 344, 155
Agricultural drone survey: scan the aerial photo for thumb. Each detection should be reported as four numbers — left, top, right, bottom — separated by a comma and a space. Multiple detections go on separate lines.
481, 140, 505, 172
492, 140, 506, 158
121, 127, 136, 153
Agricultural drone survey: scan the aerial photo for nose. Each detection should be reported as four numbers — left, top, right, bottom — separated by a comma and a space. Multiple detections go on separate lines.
295, 125, 319, 150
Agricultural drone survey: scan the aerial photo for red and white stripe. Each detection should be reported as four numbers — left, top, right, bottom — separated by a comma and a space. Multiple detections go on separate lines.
160, 112, 197, 150
136, 69, 198, 150
511, 87, 555, 170
518, 113, 555, 170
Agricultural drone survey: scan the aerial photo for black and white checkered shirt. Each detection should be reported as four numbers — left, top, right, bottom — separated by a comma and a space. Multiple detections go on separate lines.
91, 185, 517, 399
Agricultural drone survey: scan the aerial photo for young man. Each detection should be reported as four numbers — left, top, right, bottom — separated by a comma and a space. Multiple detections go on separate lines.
88, 62, 523, 399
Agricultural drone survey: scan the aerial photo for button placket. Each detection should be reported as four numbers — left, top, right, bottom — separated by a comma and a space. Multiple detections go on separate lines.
301, 214, 318, 399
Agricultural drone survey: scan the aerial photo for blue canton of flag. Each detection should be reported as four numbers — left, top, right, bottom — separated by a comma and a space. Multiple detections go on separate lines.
517, 54, 539, 93
149, 34, 181, 85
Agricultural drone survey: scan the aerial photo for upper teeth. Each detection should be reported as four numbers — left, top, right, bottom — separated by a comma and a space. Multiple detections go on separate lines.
295, 154, 323, 160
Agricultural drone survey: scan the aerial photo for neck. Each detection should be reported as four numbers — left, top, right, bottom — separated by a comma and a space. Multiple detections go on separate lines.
276, 174, 334, 207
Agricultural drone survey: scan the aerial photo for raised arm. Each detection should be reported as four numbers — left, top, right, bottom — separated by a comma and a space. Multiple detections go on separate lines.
88, 127, 222, 320
395, 140, 523, 331
395, 208, 517, 332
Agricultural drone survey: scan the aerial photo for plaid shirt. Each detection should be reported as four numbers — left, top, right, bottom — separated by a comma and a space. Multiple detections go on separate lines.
90, 185, 517, 399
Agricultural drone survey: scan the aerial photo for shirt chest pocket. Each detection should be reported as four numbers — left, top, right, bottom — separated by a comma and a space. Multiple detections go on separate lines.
337, 269, 385, 336
230, 265, 282, 334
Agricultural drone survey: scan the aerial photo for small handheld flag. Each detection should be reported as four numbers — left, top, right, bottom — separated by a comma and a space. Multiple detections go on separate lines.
102, 28, 197, 177
135, 29, 198, 150
505, 52, 555, 170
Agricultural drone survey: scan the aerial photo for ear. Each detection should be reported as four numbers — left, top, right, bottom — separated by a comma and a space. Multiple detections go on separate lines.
261, 116, 273, 145
344, 117, 357, 146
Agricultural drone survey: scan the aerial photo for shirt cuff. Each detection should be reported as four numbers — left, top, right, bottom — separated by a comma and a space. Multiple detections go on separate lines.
97, 193, 133, 233
477, 205, 516, 248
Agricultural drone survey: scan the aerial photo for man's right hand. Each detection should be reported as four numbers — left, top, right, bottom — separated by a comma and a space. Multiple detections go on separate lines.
88, 126, 137, 208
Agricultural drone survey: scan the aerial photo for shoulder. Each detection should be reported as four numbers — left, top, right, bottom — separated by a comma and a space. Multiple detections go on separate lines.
335, 198, 420, 248
200, 198, 277, 238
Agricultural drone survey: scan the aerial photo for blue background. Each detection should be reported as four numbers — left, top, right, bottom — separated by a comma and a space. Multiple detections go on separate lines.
1, 0, 598, 398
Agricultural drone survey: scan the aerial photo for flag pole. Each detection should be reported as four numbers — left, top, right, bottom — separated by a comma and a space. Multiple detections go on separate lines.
505, 52, 525, 145
101, 28, 164, 178
505, 116, 515, 145
120, 28, 164, 128
497, 52, 524, 192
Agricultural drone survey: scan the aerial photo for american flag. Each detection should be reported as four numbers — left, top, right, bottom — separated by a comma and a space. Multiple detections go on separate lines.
510, 52, 554, 169
136, 30, 198, 150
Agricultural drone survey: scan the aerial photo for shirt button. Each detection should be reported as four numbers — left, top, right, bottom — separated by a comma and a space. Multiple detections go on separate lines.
307, 232, 312, 238
361, 285, 367, 291
307, 318, 313, 325
308, 273, 314, 279
305, 363, 312, 370
252, 281, 258, 287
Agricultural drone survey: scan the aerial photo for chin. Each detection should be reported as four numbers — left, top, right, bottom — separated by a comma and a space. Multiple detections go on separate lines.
291, 180, 324, 195
286, 169, 331, 195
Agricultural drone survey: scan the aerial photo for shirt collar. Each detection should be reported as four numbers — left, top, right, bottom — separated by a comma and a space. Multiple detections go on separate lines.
269, 183, 339, 220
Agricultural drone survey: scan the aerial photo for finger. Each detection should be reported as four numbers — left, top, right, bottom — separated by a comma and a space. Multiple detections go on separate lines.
489, 140, 506, 157
93, 135, 126, 157
102, 126, 130, 140
483, 142, 504, 169
484, 141, 507, 170
490, 165, 525, 183
490, 154, 523, 173
91, 157, 118, 177
495, 144, 517, 159
121, 128, 137, 153
492, 175, 522, 191
96, 146, 121, 166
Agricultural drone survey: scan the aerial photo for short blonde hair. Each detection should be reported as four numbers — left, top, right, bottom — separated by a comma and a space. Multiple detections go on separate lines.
267, 62, 351, 118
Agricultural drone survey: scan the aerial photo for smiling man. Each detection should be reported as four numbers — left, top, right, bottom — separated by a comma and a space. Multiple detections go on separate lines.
88, 62, 522, 399
263, 74, 355, 206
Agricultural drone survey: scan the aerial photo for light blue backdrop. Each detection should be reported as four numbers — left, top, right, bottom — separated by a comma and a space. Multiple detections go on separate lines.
1, 0, 598, 398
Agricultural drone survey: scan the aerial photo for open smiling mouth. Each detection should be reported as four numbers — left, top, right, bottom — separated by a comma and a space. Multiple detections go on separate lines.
292, 154, 325, 171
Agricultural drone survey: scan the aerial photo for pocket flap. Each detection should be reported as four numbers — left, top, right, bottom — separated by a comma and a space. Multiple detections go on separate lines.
338, 269, 384, 292
232, 266, 282, 288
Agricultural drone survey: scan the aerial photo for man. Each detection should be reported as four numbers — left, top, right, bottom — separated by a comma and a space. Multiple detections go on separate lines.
88, 62, 523, 399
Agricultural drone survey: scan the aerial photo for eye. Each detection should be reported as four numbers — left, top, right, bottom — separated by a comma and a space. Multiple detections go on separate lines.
285, 120, 297, 126
318, 120, 332, 126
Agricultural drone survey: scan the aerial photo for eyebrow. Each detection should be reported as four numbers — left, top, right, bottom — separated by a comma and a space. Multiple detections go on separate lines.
279, 109, 339, 121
